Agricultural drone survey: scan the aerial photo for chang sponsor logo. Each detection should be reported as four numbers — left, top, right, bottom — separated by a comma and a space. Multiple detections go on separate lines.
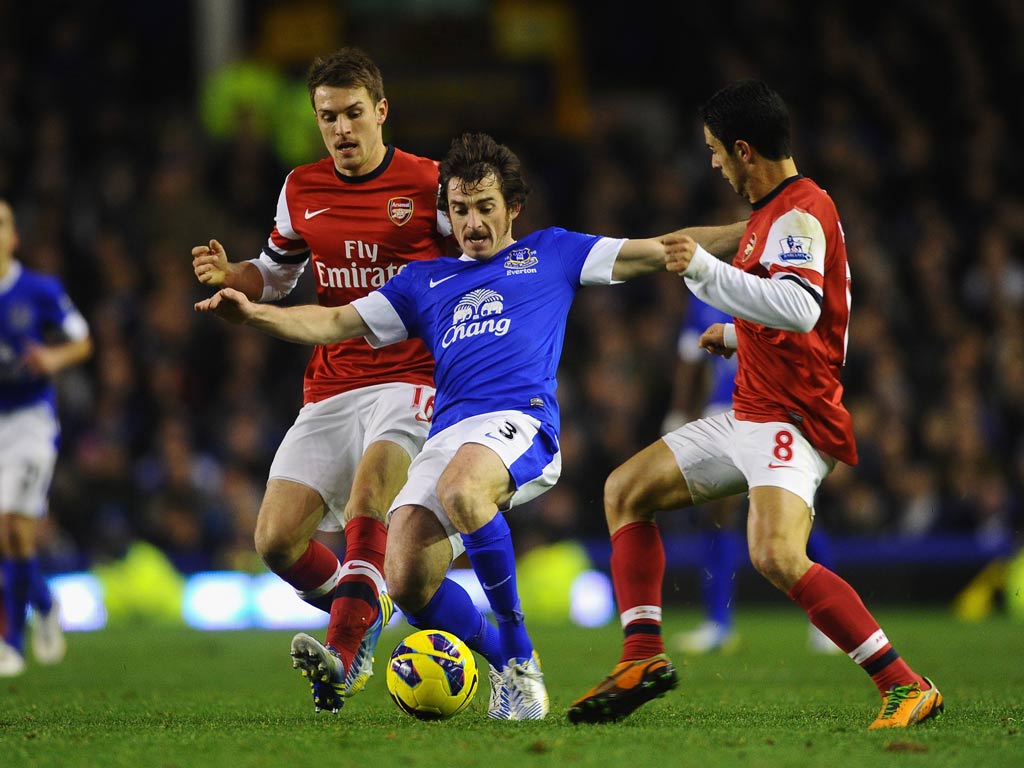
441, 288, 512, 348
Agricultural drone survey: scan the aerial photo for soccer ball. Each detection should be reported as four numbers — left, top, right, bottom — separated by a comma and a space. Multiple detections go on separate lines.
385, 629, 479, 720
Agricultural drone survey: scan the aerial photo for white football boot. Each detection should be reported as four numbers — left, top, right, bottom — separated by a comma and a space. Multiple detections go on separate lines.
487, 663, 512, 719
32, 599, 67, 665
0, 639, 26, 677
674, 620, 738, 654
507, 652, 549, 720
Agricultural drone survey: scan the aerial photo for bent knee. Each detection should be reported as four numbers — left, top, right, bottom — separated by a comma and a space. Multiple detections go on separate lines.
603, 465, 658, 529
435, 479, 468, 520
384, 560, 437, 614
604, 466, 637, 513
254, 518, 309, 571
748, 545, 809, 591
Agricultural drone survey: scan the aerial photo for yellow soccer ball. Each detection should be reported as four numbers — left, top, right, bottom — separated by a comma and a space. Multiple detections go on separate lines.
385, 629, 479, 720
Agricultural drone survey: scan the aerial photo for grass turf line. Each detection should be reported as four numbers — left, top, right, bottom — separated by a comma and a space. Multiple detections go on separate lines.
0, 607, 1020, 768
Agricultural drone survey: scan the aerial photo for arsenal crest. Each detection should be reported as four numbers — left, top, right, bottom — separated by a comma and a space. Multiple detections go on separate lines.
388, 197, 414, 226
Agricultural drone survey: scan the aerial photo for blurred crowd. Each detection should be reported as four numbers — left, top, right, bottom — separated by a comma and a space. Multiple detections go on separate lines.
1, 1, 1021, 576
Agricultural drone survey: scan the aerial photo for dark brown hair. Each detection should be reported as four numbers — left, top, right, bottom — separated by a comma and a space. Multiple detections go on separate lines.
306, 47, 385, 106
437, 133, 530, 212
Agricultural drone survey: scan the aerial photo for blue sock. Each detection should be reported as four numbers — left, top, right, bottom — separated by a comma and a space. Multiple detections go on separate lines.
403, 577, 504, 669
26, 557, 53, 615
701, 528, 742, 629
2, 559, 31, 652
462, 514, 532, 663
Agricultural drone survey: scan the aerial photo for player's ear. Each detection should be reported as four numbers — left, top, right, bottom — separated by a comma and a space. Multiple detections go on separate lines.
376, 98, 388, 124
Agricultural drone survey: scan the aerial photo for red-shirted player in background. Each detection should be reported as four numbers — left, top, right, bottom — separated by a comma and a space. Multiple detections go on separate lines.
569, 79, 943, 730
191, 48, 451, 714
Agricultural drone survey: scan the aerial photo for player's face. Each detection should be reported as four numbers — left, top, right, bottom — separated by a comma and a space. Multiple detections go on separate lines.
704, 125, 749, 201
446, 173, 520, 260
313, 85, 387, 177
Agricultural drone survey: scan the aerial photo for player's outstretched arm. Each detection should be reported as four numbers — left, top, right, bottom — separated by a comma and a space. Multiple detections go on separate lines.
191, 239, 265, 300
194, 288, 370, 345
611, 220, 748, 282
612, 236, 673, 281
21, 337, 94, 377
677, 220, 747, 259
664, 237, 820, 333
664, 233, 701, 274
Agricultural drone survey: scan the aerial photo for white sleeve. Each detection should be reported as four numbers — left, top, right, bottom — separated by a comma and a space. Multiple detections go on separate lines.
249, 254, 306, 302
579, 237, 628, 285
251, 177, 309, 301
62, 309, 90, 341
683, 246, 820, 332
350, 292, 408, 348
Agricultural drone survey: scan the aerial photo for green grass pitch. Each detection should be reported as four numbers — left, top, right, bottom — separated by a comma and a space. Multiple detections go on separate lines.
1, 607, 1020, 767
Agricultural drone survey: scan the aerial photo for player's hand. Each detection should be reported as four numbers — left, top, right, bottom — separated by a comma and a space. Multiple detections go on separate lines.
194, 287, 255, 324
192, 238, 232, 287
698, 323, 735, 358
20, 343, 60, 376
664, 233, 698, 275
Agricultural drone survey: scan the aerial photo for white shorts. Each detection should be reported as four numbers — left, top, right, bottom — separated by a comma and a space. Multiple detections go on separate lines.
661, 410, 835, 511
389, 410, 562, 559
269, 382, 435, 531
0, 403, 58, 518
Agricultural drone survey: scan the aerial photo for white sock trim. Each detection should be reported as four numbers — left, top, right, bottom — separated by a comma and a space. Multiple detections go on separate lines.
620, 605, 662, 627
296, 560, 343, 600
339, 559, 387, 595
849, 628, 888, 664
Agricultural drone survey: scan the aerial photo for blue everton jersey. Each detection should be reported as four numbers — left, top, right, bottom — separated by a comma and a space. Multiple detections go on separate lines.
0, 262, 87, 412
353, 227, 625, 437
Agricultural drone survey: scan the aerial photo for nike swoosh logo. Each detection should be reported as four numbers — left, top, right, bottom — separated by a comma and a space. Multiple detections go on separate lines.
429, 274, 457, 288
304, 207, 330, 219
482, 575, 512, 590
767, 462, 789, 469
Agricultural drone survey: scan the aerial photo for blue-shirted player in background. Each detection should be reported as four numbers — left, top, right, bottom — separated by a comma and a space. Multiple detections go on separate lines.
662, 296, 743, 652
665, 296, 839, 654
197, 132, 745, 720
0, 199, 93, 676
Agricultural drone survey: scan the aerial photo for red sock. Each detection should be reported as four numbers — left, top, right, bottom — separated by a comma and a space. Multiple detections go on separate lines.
277, 540, 341, 613
325, 516, 388, 669
610, 521, 666, 662
788, 564, 926, 695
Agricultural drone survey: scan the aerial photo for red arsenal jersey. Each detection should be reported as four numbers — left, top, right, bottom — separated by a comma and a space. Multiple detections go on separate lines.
732, 176, 858, 465
263, 146, 447, 404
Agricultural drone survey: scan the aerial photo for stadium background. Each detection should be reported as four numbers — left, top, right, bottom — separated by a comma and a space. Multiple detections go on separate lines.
1, 0, 1021, 625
